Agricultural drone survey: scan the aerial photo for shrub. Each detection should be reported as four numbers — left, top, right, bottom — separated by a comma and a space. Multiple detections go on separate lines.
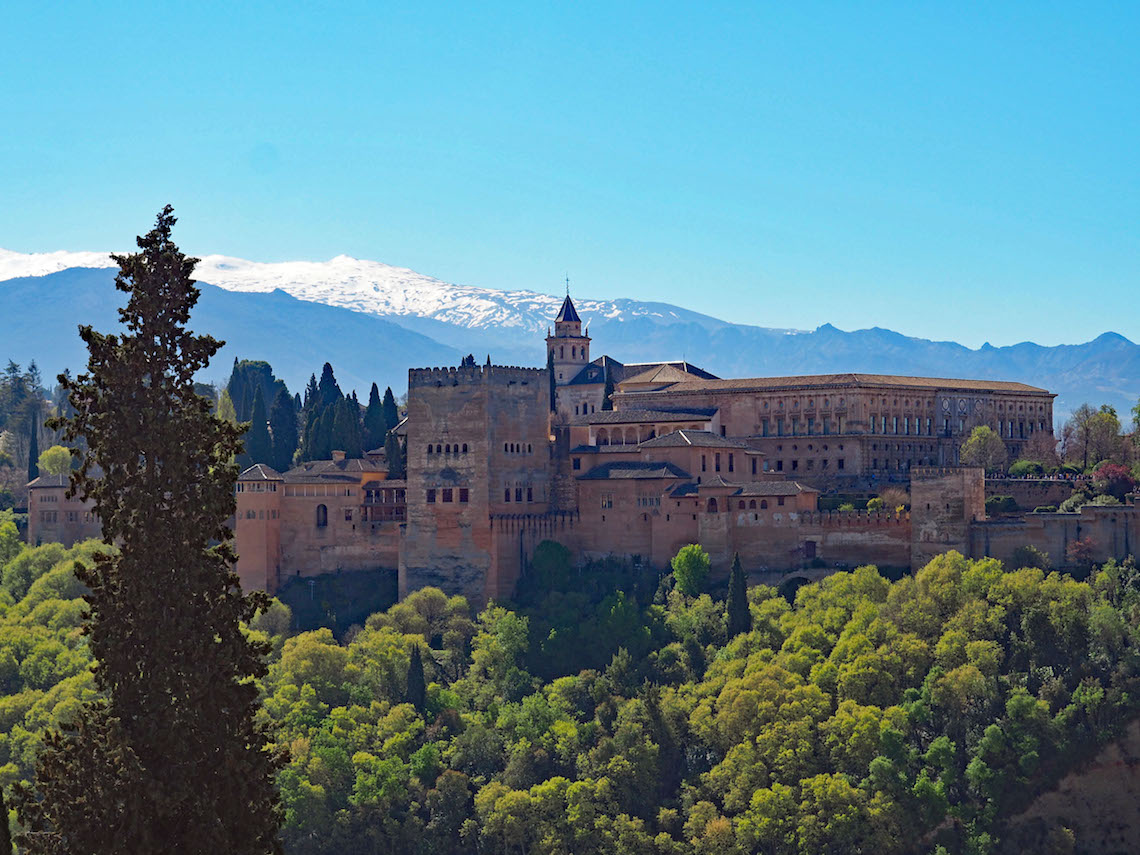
1008, 460, 1044, 478
1033, 505, 1057, 513
866, 497, 884, 512
837, 503, 855, 512
1009, 545, 1050, 571
985, 495, 1018, 515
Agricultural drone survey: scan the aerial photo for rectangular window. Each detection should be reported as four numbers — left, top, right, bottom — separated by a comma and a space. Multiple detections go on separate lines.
426, 489, 436, 503
527, 487, 533, 502
701, 455, 706, 472
728, 453, 734, 472
442, 488, 453, 503
720, 426, 726, 437
791, 460, 798, 471
504, 489, 511, 502
715, 453, 721, 472
777, 497, 785, 506
66, 511, 77, 523
459, 488, 469, 503
762, 420, 769, 437
838, 459, 845, 470
573, 458, 581, 470
515, 488, 523, 503
751, 458, 757, 475
601, 495, 613, 509
807, 417, 814, 434
776, 460, 783, 471
806, 459, 814, 470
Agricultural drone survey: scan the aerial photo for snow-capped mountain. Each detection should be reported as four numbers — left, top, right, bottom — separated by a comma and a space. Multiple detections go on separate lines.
0, 249, 708, 335
2, 249, 1138, 421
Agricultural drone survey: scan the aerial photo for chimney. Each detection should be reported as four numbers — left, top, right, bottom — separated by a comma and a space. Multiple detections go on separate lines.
331, 450, 346, 462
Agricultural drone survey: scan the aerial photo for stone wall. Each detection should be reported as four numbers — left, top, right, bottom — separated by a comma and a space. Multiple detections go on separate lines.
985, 478, 1080, 511
911, 467, 986, 568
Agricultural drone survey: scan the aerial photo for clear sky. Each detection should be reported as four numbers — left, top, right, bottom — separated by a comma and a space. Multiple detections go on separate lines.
1, 2, 1136, 347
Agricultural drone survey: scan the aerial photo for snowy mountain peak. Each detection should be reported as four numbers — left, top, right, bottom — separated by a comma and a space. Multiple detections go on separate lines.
0, 248, 705, 335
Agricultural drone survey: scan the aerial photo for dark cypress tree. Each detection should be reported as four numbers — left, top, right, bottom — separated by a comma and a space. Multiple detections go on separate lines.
317, 363, 342, 409
406, 644, 426, 712
15, 207, 283, 854
27, 412, 39, 483
269, 388, 300, 473
244, 387, 273, 467
362, 383, 386, 451
293, 392, 302, 412
315, 406, 335, 460
601, 369, 615, 411
546, 350, 556, 412
384, 431, 405, 479
727, 552, 751, 637
381, 386, 399, 434
0, 785, 11, 853
302, 374, 318, 411
331, 398, 363, 458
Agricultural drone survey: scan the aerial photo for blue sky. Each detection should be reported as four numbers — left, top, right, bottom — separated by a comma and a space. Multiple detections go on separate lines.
1, 2, 1136, 347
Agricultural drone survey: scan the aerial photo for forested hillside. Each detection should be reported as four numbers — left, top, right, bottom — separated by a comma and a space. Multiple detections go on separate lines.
2, 535, 1138, 853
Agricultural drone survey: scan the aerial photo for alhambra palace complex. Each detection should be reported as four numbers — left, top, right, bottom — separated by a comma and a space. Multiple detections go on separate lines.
28, 296, 1139, 603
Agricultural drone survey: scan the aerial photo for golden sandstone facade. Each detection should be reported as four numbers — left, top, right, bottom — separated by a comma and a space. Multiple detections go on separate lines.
218, 294, 1140, 607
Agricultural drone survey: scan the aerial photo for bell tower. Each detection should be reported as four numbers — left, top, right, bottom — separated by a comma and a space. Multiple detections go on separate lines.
545, 293, 591, 388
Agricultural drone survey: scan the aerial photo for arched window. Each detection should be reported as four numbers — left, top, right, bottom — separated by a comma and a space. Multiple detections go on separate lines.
749, 500, 756, 509
707, 498, 718, 513
572, 346, 576, 358
445, 443, 451, 454
738, 501, 745, 509
462, 443, 468, 453
760, 500, 768, 509
316, 504, 328, 527
527, 444, 532, 453
435, 444, 442, 454
426, 445, 433, 455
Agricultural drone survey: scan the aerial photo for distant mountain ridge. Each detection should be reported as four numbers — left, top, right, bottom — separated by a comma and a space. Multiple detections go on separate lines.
1, 250, 1137, 421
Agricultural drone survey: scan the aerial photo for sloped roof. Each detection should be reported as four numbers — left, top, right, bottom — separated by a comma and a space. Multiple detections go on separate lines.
639, 429, 750, 449
640, 373, 1050, 395
239, 463, 283, 481
569, 357, 717, 387
733, 481, 819, 496
578, 461, 690, 481
621, 361, 718, 381
620, 363, 714, 387
555, 295, 581, 324
26, 473, 70, 489
573, 408, 717, 426
282, 457, 386, 484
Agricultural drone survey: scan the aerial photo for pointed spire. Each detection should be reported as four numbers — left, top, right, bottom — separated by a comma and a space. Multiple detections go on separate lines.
555, 294, 581, 324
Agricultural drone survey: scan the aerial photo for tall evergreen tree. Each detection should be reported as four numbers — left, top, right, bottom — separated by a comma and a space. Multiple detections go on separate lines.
406, 644, 426, 712
270, 388, 300, 472
26, 412, 39, 484
302, 374, 318, 412
15, 206, 283, 853
727, 553, 750, 637
547, 350, 557, 412
317, 363, 342, 409
217, 389, 238, 424
381, 386, 399, 434
601, 369, 615, 411
0, 785, 11, 853
243, 387, 273, 467
315, 407, 335, 461
293, 392, 302, 412
363, 383, 386, 451
384, 431, 405, 479
331, 397, 363, 458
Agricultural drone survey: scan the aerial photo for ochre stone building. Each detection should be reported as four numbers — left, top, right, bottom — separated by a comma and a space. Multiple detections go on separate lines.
223, 294, 1138, 606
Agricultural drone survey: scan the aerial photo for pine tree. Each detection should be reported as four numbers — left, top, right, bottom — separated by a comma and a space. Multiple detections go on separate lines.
384, 431, 405, 479
244, 387, 273, 467
406, 644, 426, 712
381, 386, 399, 434
269, 388, 299, 472
15, 206, 283, 854
363, 383, 386, 451
727, 553, 750, 637
26, 412, 39, 484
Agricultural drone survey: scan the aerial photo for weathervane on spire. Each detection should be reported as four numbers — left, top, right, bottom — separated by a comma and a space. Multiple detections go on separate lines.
565, 274, 570, 296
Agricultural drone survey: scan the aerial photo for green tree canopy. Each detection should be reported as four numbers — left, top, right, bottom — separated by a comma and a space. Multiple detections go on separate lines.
36, 445, 72, 477
960, 425, 1008, 471
671, 544, 710, 597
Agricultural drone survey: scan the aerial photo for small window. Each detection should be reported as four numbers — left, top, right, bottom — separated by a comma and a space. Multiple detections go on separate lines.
344, 508, 353, 522
778, 497, 785, 506
426, 489, 437, 503
515, 488, 523, 503
715, 453, 721, 472
462, 443, 468, 453
573, 457, 581, 470
459, 488, 469, 503
426, 445, 433, 455
442, 488, 453, 502
749, 500, 756, 509
738, 501, 745, 510
760, 500, 768, 509
504, 489, 511, 502
527, 487, 533, 502
316, 504, 328, 527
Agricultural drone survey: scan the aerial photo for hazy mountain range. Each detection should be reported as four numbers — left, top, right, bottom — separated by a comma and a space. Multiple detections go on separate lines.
1, 249, 1137, 421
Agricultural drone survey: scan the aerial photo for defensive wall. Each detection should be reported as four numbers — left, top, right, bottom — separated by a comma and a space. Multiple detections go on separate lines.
984, 477, 1083, 511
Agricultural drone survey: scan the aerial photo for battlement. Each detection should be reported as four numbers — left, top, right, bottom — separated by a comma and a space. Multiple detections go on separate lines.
912, 466, 983, 479
409, 363, 545, 389
795, 509, 910, 527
